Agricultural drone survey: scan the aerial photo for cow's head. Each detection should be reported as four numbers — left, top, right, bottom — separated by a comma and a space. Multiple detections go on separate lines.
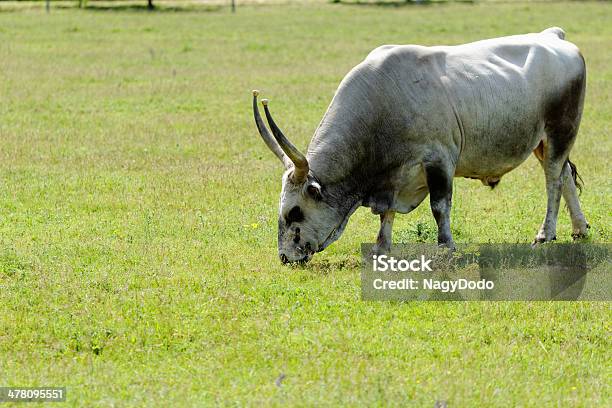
252, 90, 352, 264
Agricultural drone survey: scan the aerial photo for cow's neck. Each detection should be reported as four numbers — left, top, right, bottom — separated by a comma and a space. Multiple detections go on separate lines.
307, 124, 400, 206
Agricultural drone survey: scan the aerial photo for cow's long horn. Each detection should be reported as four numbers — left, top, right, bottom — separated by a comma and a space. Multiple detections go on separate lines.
261, 99, 309, 183
252, 90, 290, 167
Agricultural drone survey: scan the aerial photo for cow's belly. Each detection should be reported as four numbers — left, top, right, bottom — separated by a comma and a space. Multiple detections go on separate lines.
454, 104, 545, 179
445, 45, 554, 178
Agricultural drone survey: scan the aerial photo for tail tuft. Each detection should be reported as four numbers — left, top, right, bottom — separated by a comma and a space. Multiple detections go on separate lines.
567, 159, 583, 194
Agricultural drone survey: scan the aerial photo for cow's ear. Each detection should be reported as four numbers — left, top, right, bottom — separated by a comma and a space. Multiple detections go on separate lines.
305, 181, 323, 201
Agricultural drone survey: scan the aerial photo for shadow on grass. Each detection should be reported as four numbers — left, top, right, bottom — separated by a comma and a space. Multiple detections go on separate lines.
294, 256, 362, 276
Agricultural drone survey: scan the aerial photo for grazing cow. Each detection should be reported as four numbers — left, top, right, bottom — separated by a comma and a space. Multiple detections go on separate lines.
253, 27, 589, 264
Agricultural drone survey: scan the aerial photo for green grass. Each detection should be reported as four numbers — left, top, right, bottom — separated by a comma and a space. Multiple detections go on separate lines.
0, 1, 610, 406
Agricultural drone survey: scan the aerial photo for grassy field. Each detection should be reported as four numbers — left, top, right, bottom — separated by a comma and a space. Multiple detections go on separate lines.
0, 1, 610, 406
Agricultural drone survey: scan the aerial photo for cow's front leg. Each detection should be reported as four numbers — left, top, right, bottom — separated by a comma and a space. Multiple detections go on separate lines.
424, 161, 455, 249
372, 211, 395, 255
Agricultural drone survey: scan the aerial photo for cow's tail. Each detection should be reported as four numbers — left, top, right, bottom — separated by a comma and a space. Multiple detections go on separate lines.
567, 158, 583, 195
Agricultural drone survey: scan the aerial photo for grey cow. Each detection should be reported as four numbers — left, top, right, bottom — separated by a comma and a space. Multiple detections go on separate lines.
253, 27, 590, 264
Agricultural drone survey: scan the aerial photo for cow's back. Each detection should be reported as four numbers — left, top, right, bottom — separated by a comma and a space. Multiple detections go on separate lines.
309, 29, 585, 183
361, 29, 585, 177
444, 31, 585, 175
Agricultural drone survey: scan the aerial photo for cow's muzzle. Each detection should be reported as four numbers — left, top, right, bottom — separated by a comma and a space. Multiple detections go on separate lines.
279, 252, 313, 265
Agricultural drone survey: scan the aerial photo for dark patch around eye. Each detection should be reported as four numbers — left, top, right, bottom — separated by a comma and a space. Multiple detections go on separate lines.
307, 185, 322, 200
286, 206, 304, 225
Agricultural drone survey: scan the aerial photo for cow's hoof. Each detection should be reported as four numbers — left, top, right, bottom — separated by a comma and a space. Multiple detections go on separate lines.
571, 231, 589, 240
370, 244, 390, 257
437, 241, 456, 251
572, 223, 591, 241
531, 235, 556, 248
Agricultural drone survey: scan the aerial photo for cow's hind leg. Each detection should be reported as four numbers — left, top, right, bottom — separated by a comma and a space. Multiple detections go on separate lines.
563, 160, 589, 239
534, 143, 589, 240
533, 142, 568, 244
424, 159, 455, 249
533, 70, 587, 244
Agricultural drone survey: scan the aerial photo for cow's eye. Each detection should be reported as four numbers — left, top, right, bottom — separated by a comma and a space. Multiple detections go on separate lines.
286, 206, 304, 225
306, 184, 322, 201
